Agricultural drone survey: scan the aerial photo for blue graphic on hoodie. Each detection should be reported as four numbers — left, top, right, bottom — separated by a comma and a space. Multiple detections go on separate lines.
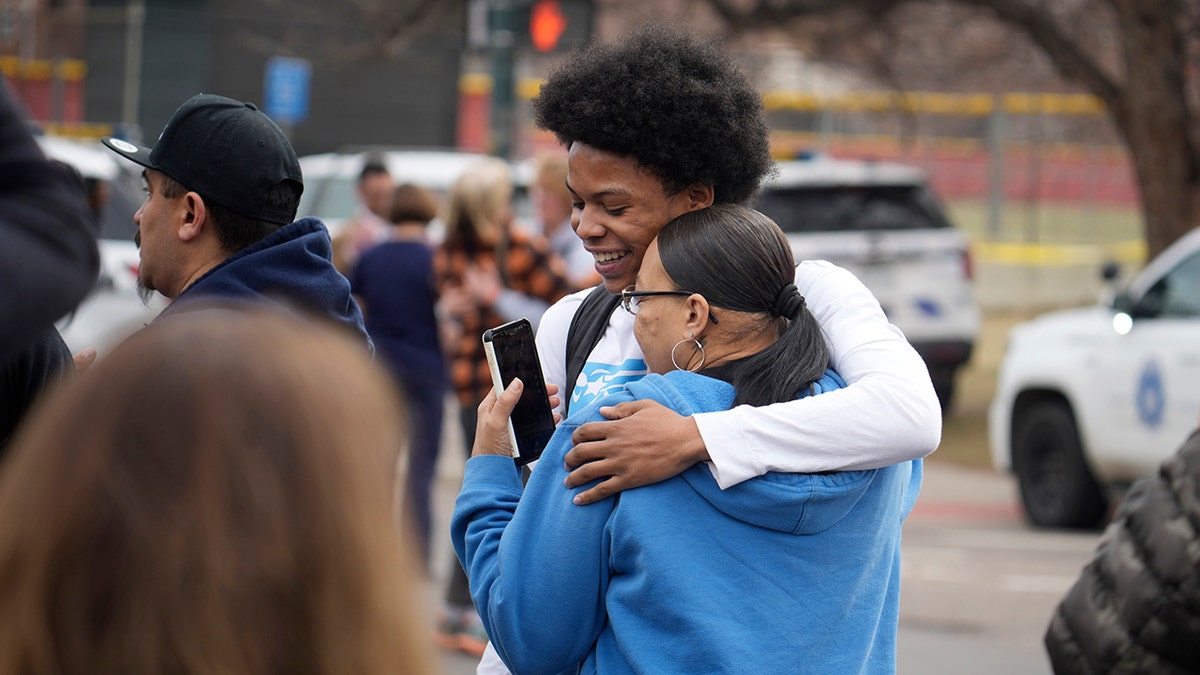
571, 358, 647, 412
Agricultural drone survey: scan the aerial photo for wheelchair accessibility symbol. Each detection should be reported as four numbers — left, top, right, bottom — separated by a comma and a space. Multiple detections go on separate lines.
1136, 359, 1165, 429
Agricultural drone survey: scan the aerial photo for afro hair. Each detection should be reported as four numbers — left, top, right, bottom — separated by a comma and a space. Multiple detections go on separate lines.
531, 24, 774, 205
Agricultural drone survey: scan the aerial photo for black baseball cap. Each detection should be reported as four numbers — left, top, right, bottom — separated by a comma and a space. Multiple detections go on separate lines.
102, 93, 303, 225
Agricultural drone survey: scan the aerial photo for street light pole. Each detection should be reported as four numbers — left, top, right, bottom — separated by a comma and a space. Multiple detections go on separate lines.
489, 0, 515, 159
121, 0, 145, 135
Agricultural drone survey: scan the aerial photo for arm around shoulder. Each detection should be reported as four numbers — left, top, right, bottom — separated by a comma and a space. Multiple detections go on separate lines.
696, 260, 940, 487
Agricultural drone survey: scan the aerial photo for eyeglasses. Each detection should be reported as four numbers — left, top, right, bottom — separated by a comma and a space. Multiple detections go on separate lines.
620, 286, 719, 324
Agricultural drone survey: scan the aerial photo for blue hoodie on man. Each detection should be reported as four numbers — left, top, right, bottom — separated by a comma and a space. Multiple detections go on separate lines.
453, 368, 922, 675
159, 217, 370, 348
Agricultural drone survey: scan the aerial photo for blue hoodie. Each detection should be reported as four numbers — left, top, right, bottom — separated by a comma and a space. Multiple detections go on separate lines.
158, 217, 370, 347
453, 369, 922, 675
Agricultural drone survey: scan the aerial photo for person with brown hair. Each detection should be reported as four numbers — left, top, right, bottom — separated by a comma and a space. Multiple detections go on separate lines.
432, 156, 575, 655
531, 150, 600, 287
0, 307, 435, 674
350, 182, 447, 567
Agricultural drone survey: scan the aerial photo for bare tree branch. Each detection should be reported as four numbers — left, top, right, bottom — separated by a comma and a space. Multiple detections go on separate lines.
355, 0, 445, 59
957, 0, 1123, 110
703, 0, 909, 31
693, 0, 1200, 256
232, 0, 452, 66
700, 0, 1124, 108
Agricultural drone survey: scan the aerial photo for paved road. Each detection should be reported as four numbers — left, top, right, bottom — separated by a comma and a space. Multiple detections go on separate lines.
426, 456, 1102, 674
898, 462, 1099, 674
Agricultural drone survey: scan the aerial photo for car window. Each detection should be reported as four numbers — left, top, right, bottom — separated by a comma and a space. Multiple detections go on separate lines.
1140, 250, 1200, 318
304, 176, 360, 221
97, 170, 142, 242
305, 175, 530, 222
753, 185, 951, 233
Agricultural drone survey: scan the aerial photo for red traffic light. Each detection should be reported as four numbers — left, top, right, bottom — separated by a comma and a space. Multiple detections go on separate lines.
530, 0, 567, 52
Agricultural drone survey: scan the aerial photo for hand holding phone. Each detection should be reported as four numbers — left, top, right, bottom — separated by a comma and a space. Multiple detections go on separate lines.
482, 318, 557, 466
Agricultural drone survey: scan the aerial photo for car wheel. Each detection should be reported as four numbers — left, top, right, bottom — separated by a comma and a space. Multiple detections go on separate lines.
929, 366, 956, 414
1012, 401, 1108, 529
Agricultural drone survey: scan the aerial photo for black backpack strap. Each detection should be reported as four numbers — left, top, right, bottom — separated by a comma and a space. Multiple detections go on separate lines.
564, 286, 622, 416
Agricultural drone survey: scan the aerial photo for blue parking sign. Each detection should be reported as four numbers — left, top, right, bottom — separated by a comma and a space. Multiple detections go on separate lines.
264, 57, 311, 125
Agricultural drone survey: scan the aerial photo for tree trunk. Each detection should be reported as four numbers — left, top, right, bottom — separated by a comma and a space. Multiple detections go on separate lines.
1110, 0, 1199, 259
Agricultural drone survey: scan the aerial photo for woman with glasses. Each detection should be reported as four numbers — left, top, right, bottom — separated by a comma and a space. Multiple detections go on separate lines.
453, 204, 922, 674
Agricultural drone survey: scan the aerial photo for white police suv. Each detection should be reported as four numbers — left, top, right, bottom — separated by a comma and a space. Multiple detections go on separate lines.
753, 155, 980, 412
989, 225, 1200, 529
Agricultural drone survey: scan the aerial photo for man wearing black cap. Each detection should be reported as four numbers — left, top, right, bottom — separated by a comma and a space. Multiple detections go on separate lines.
101, 93, 369, 346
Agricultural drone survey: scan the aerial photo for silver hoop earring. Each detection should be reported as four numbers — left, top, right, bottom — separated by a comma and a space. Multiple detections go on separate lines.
671, 335, 706, 372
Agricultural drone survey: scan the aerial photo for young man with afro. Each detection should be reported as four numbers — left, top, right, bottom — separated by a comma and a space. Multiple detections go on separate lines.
463, 24, 942, 672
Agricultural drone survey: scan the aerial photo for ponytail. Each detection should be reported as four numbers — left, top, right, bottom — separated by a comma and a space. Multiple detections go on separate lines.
656, 204, 830, 406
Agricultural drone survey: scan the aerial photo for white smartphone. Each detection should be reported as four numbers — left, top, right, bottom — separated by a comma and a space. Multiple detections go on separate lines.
481, 318, 557, 466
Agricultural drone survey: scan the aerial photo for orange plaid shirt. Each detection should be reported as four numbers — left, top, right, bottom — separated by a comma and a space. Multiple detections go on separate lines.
435, 228, 575, 408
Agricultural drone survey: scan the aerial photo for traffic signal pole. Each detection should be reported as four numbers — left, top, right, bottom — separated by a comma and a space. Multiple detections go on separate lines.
489, 0, 516, 159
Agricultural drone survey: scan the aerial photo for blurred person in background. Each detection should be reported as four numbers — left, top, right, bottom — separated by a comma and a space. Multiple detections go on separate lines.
0, 323, 73, 451
332, 159, 394, 275
1044, 406, 1200, 674
1, 161, 91, 451
99, 93, 369, 350
456, 204, 921, 674
350, 182, 447, 568
532, 150, 600, 287
0, 79, 97, 360
0, 308, 436, 674
432, 156, 575, 656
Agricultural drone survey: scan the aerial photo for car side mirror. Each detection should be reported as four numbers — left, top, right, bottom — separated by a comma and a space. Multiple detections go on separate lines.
1110, 291, 1139, 334
1111, 291, 1134, 314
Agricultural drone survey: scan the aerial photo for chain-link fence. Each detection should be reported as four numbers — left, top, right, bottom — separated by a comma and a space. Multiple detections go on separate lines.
763, 91, 1145, 309
518, 86, 1144, 309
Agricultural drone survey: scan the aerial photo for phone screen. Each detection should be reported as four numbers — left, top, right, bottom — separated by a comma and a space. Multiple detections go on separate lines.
482, 318, 557, 465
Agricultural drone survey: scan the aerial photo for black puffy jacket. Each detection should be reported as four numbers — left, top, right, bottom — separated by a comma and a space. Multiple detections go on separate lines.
1045, 430, 1200, 674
